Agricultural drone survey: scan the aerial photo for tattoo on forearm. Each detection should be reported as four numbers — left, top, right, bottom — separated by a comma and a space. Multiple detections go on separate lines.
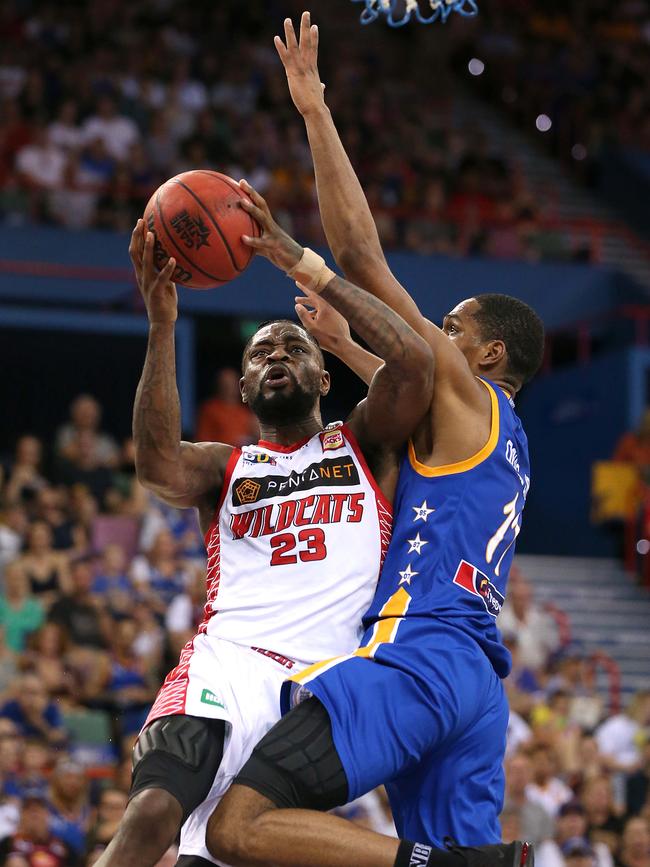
133, 325, 181, 474
321, 277, 411, 364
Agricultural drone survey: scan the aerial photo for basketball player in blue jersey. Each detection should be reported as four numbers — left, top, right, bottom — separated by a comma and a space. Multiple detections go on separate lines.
205, 13, 544, 867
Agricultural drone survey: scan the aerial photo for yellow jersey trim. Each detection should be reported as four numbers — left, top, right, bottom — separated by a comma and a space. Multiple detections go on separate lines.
408, 379, 500, 478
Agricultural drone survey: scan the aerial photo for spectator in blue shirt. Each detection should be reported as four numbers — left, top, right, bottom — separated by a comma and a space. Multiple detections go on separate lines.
0, 673, 66, 747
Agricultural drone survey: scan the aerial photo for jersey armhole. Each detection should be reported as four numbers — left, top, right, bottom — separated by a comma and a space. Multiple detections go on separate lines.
408, 378, 500, 478
203, 447, 241, 546
340, 424, 393, 517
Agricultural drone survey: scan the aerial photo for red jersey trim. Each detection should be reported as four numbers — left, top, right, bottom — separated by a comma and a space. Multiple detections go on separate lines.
203, 447, 241, 547
256, 435, 312, 453
340, 424, 393, 517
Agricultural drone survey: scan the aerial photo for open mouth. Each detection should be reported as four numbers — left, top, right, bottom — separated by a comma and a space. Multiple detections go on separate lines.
264, 364, 291, 389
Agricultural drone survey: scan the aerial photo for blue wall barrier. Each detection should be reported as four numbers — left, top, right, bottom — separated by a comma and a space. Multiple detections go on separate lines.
0, 225, 643, 328
517, 348, 648, 556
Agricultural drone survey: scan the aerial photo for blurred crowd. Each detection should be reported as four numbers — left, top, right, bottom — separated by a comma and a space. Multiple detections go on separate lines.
0, 382, 648, 865
465, 0, 650, 182
0, 0, 593, 263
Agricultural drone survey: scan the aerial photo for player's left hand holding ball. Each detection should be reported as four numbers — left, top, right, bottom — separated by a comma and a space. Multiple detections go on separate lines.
238, 180, 303, 273
129, 219, 178, 324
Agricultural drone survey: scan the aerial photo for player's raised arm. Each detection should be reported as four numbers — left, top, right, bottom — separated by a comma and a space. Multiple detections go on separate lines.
276, 13, 478, 394
239, 186, 433, 445
130, 221, 231, 510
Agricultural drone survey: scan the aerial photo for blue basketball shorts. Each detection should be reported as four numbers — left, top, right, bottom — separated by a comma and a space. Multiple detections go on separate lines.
288, 624, 508, 846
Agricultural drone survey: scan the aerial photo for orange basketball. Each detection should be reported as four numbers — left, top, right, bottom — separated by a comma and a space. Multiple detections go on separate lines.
143, 170, 260, 290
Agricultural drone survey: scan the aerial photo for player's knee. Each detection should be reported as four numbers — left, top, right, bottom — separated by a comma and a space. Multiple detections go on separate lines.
206, 789, 269, 866
128, 788, 183, 843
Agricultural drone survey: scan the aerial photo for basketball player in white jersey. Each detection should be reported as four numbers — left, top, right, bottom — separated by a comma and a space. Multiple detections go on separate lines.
95, 195, 432, 867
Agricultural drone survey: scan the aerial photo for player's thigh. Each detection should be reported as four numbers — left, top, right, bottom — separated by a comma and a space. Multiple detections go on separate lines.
131, 714, 226, 824
387, 674, 509, 846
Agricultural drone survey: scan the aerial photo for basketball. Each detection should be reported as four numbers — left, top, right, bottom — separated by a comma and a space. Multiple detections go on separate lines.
143, 170, 260, 290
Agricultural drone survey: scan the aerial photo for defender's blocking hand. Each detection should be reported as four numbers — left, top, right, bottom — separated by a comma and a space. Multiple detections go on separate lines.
275, 11, 326, 117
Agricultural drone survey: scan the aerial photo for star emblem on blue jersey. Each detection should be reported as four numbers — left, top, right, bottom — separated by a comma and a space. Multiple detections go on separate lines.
407, 533, 429, 555
412, 500, 435, 522
399, 564, 419, 585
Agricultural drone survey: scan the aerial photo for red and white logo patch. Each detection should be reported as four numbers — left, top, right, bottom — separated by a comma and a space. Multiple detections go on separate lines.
321, 429, 344, 451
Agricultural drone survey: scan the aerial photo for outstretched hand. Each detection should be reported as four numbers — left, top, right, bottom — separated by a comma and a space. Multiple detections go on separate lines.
239, 180, 304, 273
129, 219, 178, 324
275, 11, 326, 117
295, 287, 351, 354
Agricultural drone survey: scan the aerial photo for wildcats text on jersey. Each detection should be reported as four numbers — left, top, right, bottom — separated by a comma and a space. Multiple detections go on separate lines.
232, 457, 360, 506
230, 492, 365, 539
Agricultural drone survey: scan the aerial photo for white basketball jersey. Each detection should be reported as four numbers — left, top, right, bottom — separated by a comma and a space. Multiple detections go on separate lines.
200, 423, 392, 664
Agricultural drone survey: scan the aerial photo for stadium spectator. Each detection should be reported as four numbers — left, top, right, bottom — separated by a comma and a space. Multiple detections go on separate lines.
47, 759, 91, 856
2, 436, 46, 508
17, 521, 70, 608
616, 817, 650, 867
0, 561, 44, 652
0, 504, 28, 578
165, 566, 206, 657
81, 96, 139, 163
626, 741, 650, 818
48, 559, 109, 653
499, 575, 561, 670
22, 624, 74, 702
537, 801, 614, 867
90, 544, 134, 619
0, 794, 76, 866
55, 395, 118, 469
504, 752, 555, 844
195, 367, 258, 447
130, 529, 190, 613
583, 776, 625, 855
0, 673, 65, 746
526, 743, 574, 817
85, 787, 128, 852
613, 411, 650, 486
596, 692, 650, 773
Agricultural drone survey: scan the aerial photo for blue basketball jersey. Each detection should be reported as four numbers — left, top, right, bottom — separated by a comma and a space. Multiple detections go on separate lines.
362, 377, 530, 678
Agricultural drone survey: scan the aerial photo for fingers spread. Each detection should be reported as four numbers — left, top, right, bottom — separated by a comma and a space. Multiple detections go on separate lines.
300, 11, 311, 48
274, 34, 288, 61
242, 235, 265, 248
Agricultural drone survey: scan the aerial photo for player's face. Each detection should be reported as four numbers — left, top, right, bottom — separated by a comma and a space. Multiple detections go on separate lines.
242, 323, 330, 425
442, 298, 504, 376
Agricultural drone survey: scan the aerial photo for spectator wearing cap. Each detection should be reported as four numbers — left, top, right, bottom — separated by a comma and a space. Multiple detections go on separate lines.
626, 740, 650, 817
526, 743, 574, 817
47, 759, 91, 856
596, 692, 650, 773
538, 801, 614, 867
615, 817, 650, 867
0, 673, 65, 747
0, 794, 76, 866
504, 752, 555, 844
562, 837, 598, 867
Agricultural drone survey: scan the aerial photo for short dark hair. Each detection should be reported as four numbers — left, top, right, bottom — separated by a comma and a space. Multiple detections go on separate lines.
472, 294, 545, 386
242, 319, 323, 367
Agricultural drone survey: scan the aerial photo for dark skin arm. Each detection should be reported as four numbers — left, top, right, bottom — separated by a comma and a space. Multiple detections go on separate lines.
239, 184, 433, 457
129, 221, 232, 532
277, 14, 493, 462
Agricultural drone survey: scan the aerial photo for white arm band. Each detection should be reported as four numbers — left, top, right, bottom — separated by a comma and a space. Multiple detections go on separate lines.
287, 247, 336, 295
